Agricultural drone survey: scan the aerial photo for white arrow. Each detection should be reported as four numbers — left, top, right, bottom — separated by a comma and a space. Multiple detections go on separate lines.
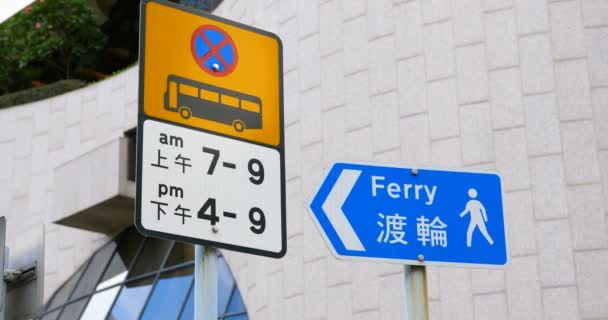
322, 169, 366, 251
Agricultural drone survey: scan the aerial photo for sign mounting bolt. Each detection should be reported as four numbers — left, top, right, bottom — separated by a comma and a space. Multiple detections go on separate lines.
212, 226, 219, 233
211, 63, 220, 72
417, 254, 424, 262
411, 168, 419, 176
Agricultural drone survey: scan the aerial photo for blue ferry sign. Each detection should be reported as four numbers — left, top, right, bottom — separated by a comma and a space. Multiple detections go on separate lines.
309, 162, 509, 268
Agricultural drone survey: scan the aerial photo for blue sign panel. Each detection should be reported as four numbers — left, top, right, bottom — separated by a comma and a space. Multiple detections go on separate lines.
309, 162, 508, 267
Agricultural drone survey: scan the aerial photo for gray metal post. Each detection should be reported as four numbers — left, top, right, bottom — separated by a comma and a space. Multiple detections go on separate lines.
195, 245, 218, 320
0, 250, 5, 320
0, 217, 5, 320
404, 265, 429, 320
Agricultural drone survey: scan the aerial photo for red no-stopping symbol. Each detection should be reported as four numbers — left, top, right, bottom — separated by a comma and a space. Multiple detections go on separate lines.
191, 25, 238, 77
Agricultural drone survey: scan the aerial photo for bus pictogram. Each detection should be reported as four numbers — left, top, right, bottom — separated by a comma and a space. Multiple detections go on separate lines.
164, 75, 262, 132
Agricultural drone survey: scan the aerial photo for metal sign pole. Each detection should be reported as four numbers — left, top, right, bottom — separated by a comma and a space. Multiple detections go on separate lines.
0, 217, 5, 320
404, 265, 429, 320
194, 245, 218, 320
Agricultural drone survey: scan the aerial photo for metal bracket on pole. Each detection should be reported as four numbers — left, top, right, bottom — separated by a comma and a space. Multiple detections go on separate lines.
4, 263, 37, 287
404, 265, 429, 320
195, 245, 218, 320
0, 247, 5, 320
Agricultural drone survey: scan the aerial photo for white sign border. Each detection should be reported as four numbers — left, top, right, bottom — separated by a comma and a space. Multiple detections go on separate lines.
307, 161, 510, 269
136, 0, 286, 259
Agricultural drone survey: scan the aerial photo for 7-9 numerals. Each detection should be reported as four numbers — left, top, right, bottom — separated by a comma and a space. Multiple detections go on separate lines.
198, 198, 266, 234
202, 147, 264, 184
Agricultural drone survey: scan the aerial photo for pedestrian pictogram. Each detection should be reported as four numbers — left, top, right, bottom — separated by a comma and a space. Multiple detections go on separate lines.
137, 0, 285, 259
309, 162, 508, 268
458, 188, 494, 247
191, 25, 238, 77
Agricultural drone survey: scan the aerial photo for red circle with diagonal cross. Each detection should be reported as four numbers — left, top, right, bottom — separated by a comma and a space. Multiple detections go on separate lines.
191, 25, 238, 77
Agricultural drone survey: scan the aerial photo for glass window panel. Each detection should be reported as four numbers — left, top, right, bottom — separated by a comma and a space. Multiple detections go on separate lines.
224, 314, 247, 320
140, 267, 194, 320
97, 270, 127, 292
41, 309, 62, 320
180, 84, 198, 97
108, 276, 155, 320
164, 242, 194, 268
225, 288, 245, 314
217, 256, 235, 312
241, 100, 260, 113
200, 89, 219, 102
70, 241, 116, 300
79, 284, 122, 320
99, 229, 142, 289
169, 81, 178, 108
46, 263, 86, 310
220, 94, 239, 107
128, 238, 172, 278
177, 287, 194, 320
58, 297, 89, 320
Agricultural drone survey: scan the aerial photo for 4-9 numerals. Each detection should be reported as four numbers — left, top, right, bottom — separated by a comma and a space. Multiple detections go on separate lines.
202, 147, 264, 185
198, 198, 219, 225
198, 198, 266, 234
199, 147, 267, 234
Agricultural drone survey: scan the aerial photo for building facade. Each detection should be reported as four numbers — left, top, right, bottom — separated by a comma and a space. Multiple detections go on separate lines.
0, 0, 607, 319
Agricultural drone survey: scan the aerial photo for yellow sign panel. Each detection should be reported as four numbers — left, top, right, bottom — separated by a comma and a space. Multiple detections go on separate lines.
141, 0, 282, 146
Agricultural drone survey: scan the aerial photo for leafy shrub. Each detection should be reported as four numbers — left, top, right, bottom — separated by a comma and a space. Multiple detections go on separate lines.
0, 0, 106, 94
0, 79, 85, 109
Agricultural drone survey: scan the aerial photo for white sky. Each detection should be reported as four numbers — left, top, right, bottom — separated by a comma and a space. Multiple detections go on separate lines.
0, 0, 36, 24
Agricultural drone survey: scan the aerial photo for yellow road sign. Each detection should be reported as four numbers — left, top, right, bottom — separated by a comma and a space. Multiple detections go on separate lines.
136, 0, 286, 258
140, 0, 283, 147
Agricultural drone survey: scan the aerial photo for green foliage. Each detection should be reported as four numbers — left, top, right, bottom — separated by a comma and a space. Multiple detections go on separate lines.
0, 79, 85, 109
0, 0, 106, 93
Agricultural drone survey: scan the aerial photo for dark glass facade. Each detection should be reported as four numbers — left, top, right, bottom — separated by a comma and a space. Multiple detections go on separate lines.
39, 227, 247, 320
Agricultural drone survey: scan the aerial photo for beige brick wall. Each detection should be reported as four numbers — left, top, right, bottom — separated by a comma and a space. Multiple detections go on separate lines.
211, 0, 608, 319
0, 68, 139, 301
